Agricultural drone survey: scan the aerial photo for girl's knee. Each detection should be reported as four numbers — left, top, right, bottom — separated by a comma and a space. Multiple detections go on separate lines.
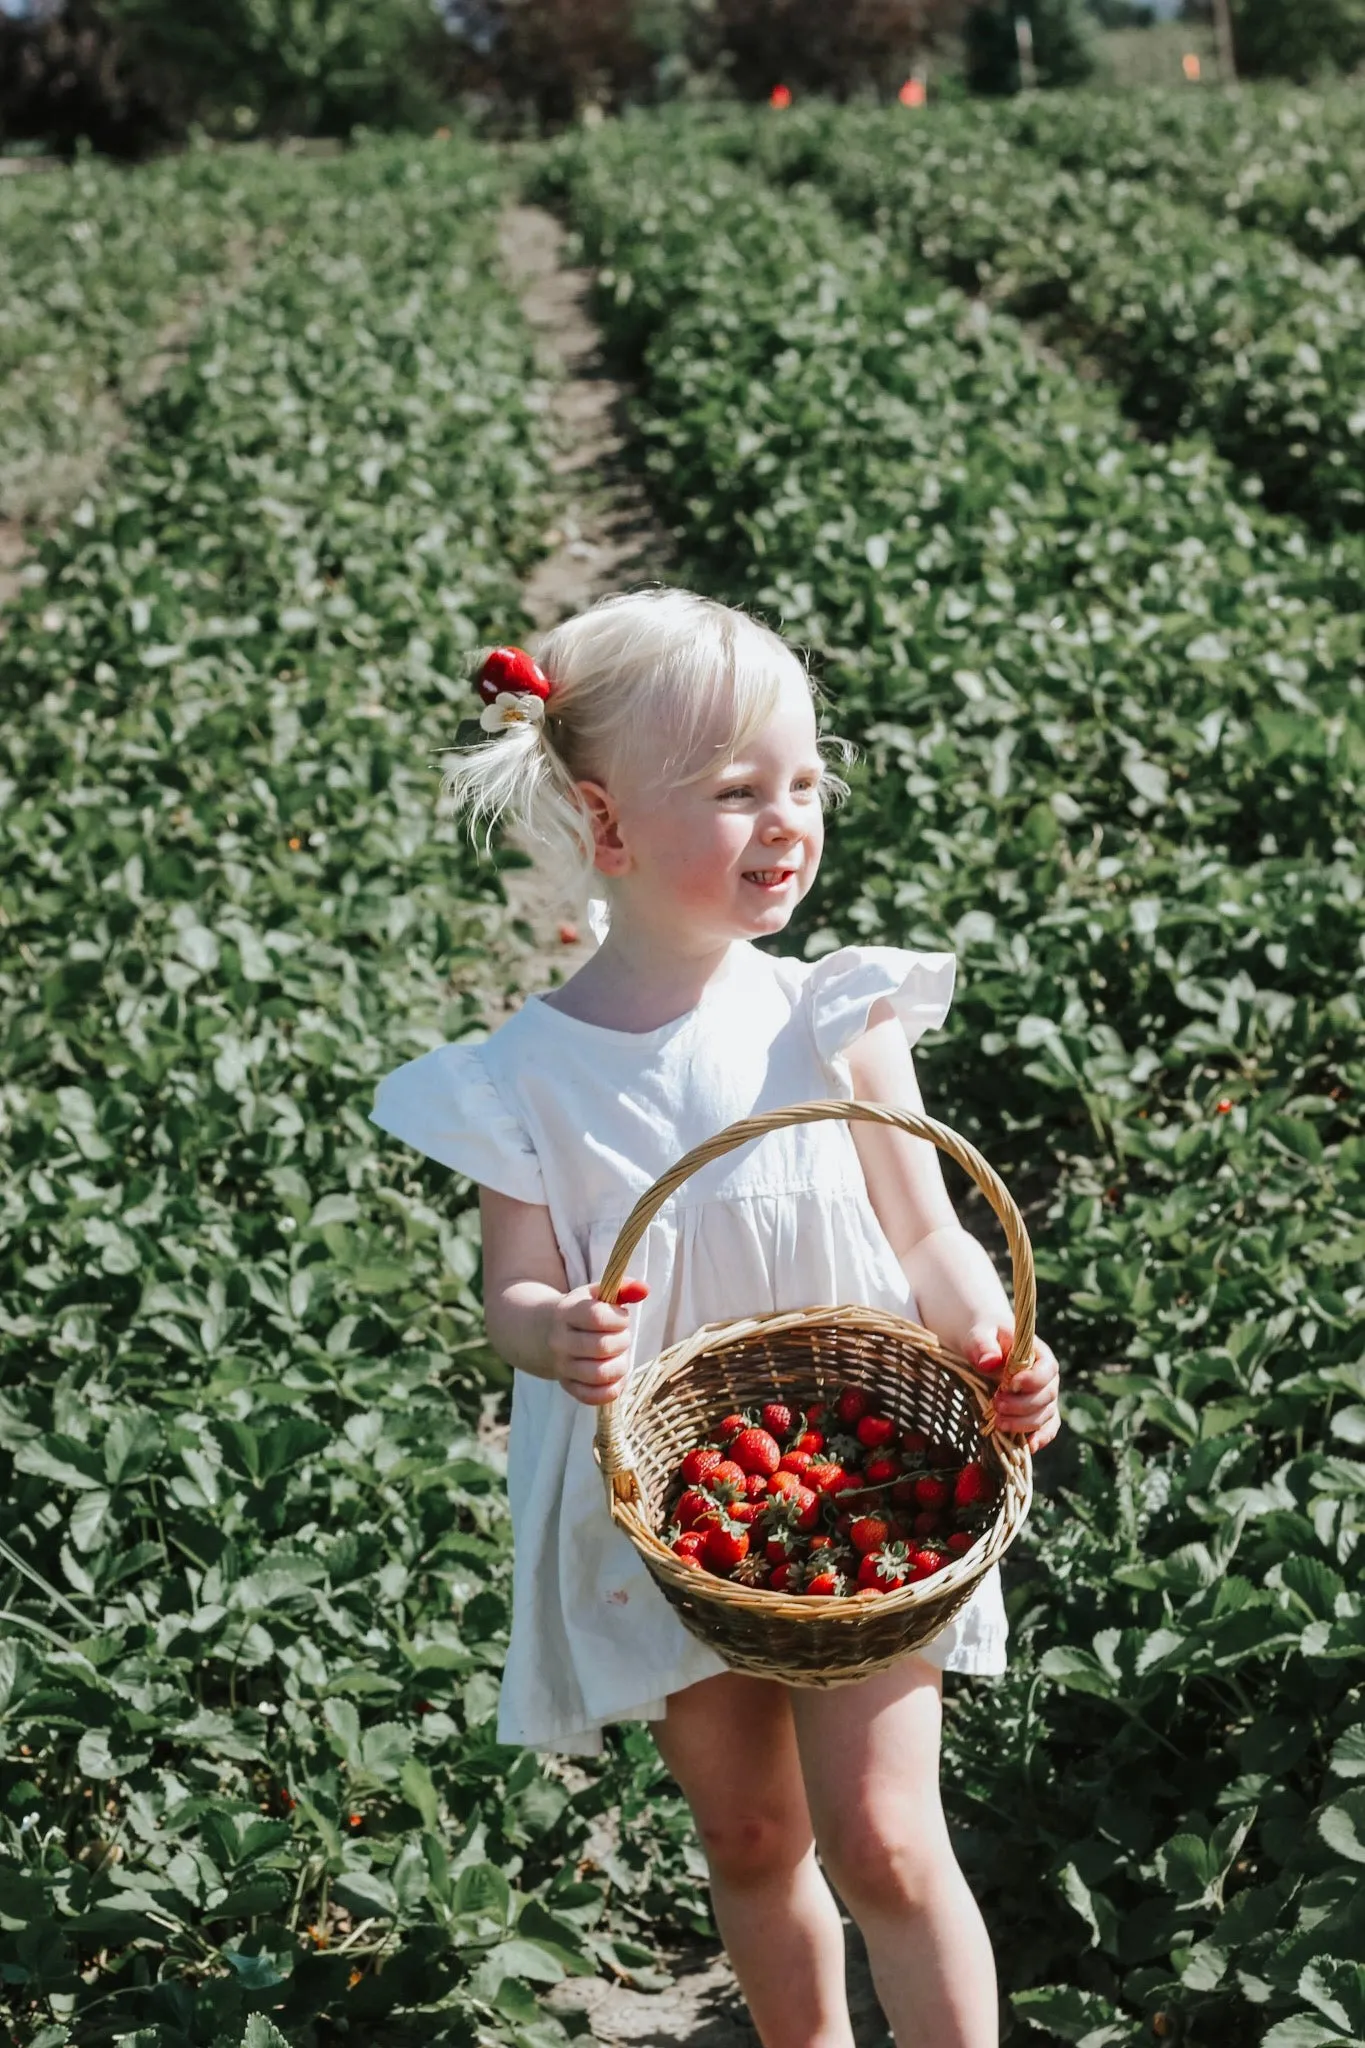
818, 1806, 953, 1917
697, 1807, 811, 1891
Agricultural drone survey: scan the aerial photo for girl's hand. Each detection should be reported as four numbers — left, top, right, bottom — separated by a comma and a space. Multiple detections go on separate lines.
547, 1278, 649, 1407
963, 1318, 1061, 1454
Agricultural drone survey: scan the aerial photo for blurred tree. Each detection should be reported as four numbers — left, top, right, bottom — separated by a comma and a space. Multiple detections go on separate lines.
0, 0, 447, 152
964, 0, 1098, 87
1224, 0, 1365, 75
446, 0, 656, 123
700, 0, 928, 97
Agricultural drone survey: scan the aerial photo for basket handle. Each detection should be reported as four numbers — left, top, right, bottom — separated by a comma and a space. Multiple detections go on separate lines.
593, 1099, 1036, 1486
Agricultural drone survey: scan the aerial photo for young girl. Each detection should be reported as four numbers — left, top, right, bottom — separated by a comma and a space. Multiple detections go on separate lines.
370, 588, 1061, 2048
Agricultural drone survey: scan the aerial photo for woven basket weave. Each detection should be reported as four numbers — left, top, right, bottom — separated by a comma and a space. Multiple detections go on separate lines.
593, 1100, 1034, 1687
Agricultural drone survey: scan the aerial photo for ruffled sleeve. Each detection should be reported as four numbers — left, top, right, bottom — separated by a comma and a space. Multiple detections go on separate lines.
369, 1044, 548, 1205
805, 945, 956, 1091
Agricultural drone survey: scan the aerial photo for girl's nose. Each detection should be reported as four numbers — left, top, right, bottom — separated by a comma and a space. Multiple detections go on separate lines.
762, 803, 801, 842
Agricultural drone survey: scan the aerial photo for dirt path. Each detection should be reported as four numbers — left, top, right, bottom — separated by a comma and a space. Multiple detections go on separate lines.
490, 199, 892, 2048
0, 234, 258, 614
463, 203, 681, 1028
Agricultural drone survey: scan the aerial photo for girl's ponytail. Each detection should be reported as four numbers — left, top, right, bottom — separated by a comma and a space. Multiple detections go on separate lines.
436, 710, 594, 901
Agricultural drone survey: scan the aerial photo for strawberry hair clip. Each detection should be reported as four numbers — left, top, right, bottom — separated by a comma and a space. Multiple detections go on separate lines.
475, 645, 554, 734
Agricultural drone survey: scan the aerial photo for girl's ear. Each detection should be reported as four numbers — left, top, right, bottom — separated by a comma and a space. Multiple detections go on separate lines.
577, 779, 630, 876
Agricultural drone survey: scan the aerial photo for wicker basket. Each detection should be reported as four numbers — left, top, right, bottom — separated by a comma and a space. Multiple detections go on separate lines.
593, 1100, 1035, 1687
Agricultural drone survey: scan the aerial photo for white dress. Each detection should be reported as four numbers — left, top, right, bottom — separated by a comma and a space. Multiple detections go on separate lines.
370, 940, 1009, 1754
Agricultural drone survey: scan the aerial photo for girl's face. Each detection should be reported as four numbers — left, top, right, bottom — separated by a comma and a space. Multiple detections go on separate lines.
592, 671, 827, 948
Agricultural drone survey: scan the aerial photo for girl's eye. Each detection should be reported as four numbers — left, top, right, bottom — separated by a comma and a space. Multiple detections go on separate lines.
717, 786, 751, 801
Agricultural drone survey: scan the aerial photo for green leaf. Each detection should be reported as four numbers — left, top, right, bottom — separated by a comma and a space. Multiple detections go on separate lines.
1318, 1792, 1365, 1865
1011, 1983, 1133, 2044
240, 2020, 292, 2048
1262, 2018, 1355, 2048
400, 1756, 440, 1830
452, 1860, 512, 1926
1298, 1959, 1365, 2037
1329, 1726, 1365, 1780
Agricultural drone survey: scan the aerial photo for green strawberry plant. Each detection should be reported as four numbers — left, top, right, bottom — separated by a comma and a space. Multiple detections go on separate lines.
539, 113, 1364, 2044
729, 100, 1365, 535
0, 133, 677, 2048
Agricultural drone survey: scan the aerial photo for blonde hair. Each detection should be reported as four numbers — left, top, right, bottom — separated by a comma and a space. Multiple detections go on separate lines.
436, 587, 854, 913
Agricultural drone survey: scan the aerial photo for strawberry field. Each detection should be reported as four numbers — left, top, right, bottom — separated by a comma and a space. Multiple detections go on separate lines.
3, 87, 1364, 2048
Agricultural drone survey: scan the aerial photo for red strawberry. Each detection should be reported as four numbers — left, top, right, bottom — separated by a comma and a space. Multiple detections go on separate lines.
761, 1402, 794, 1439
890, 1478, 918, 1507
672, 1531, 706, 1561
954, 1461, 994, 1508
805, 1565, 845, 1596
947, 1531, 975, 1556
930, 1443, 957, 1469
907, 1546, 947, 1580
675, 1487, 715, 1529
745, 1471, 770, 1500
857, 1541, 909, 1592
792, 1485, 820, 1531
835, 1387, 870, 1426
680, 1446, 722, 1489
769, 1559, 798, 1592
710, 1459, 748, 1500
768, 1470, 803, 1500
864, 1451, 901, 1485
793, 1430, 825, 1456
900, 1428, 929, 1456
765, 1526, 799, 1565
805, 1402, 827, 1425
807, 1461, 853, 1495
718, 1414, 747, 1438
850, 1515, 891, 1556
856, 1413, 896, 1451
703, 1521, 750, 1574
807, 1533, 833, 1552
912, 1509, 944, 1537
779, 1449, 814, 1475
729, 1501, 757, 1525
914, 1474, 950, 1511
731, 1428, 781, 1478
675, 1549, 705, 1570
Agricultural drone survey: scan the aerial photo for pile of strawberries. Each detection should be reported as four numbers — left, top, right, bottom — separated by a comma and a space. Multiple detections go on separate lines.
662, 1386, 998, 1597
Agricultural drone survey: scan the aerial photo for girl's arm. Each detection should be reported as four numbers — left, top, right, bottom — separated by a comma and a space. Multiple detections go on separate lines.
479, 1186, 648, 1405
845, 998, 1060, 1453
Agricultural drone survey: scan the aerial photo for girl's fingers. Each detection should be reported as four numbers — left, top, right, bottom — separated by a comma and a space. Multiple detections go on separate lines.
574, 1299, 630, 1333
565, 1358, 629, 1398
994, 1392, 1055, 1425
998, 1363, 1057, 1402
567, 1379, 626, 1407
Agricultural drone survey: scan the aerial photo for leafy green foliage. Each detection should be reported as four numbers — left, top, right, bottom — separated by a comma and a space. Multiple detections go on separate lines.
540, 110, 1365, 2044
736, 99, 1365, 533
0, 147, 290, 526
995, 85, 1365, 265
0, 133, 682, 2046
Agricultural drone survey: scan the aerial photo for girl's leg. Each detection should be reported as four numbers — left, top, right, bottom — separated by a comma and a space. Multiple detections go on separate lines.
651, 1670, 855, 2048
791, 1659, 999, 2048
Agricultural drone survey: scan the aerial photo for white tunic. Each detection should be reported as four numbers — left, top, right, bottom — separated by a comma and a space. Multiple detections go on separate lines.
370, 940, 1008, 1753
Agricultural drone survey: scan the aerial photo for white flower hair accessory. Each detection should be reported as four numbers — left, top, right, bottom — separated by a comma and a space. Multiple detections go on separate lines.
480, 690, 545, 733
